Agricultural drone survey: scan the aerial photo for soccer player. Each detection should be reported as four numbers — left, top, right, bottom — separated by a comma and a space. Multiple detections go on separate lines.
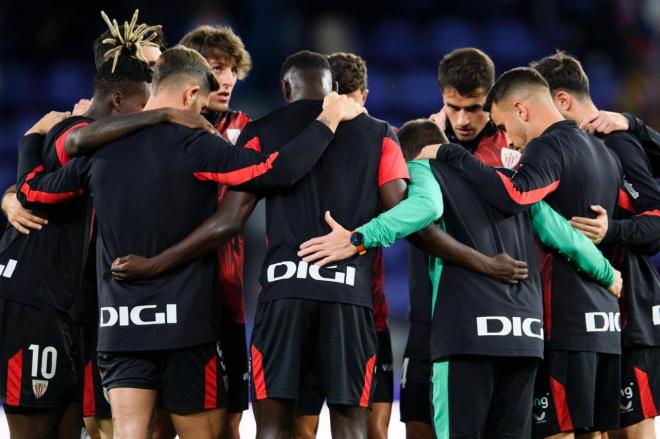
179, 26, 253, 438
14, 46, 362, 439
0, 39, 153, 438
532, 52, 660, 439
419, 67, 624, 438
298, 118, 622, 438
292, 51, 395, 439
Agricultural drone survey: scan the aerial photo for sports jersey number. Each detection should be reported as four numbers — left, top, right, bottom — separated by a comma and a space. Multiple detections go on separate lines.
28, 345, 57, 379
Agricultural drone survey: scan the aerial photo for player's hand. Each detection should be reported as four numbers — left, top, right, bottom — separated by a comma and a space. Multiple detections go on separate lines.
429, 106, 447, 130
414, 144, 442, 161
570, 205, 608, 244
72, 98, 92, 116
26, 111, 71, 135
164, 108, 218, 134
1, 192, 48, 234
484, 253, 529, 284
111, 255, 158, 280
319, 92, 366, 131
608, 269, 623, 298
580, 111, 629, 135
297, 211, 355, 266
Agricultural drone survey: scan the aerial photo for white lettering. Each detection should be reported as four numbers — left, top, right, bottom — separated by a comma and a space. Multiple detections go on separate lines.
267, 261, 297, 282
266, 261, 356, 286
652, 305, 660, 326
585, 312, 621, 332
476, 316, 543, 339
100, 307, 118, 327
130, 305, 165, 325
2, 259, 17, 278
100, 304, 178, 327
309, 264, 346, 284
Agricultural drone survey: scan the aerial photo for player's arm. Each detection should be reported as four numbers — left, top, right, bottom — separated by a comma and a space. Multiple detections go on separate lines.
530, 201, 620, 296
623, 113, 660, 177
64, 108, 217, 157
419, 140, 561, 214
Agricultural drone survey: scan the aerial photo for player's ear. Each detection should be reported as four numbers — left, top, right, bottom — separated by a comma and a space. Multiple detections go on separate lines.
282, 80, 292, 103
184, 85, 201, 109
514, 102, 528, 122
362, 89, 369, 106
554, 91, 571, 112
111, 91, 123, 112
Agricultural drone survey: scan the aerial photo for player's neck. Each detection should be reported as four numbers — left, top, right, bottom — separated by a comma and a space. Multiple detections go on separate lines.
143, 95, 178, 111
290, 88, 328, 102
573, 99, 599, 127
84, 99, 112, 120
532, 105, 565, 139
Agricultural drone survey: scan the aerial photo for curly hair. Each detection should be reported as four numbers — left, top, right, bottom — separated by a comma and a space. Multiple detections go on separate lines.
179, 25, 252, 80
328, 52, 368, 94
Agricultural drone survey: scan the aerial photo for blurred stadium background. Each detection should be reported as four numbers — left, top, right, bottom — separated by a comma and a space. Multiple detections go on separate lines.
1, 0, 660, 436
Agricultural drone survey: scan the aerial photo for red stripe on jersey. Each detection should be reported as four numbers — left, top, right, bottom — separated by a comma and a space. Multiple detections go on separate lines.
55, 122, 89, 166
378, 137, 409, 187
204, 356, 218, 409
618, 188, 635, 213
359, 355, 377, 408
6, 349, 22, 406
20, 165, 85, 203
244, 136, 262, 152
251, 345, 267, 400
634, 367, 658, 418
83, 360, 96, 417
496, 171, 559, 205
193, 151, 280, 185
550, 376, 573, 432
540, 252, 553, 340
638, 210, 660, 217
473, 130, 510, 168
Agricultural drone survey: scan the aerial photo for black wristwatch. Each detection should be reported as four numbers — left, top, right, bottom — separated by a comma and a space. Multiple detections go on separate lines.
350, 231, 366, 255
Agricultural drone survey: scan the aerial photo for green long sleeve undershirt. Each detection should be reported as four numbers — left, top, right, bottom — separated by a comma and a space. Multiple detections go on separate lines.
357, 160, 615, 299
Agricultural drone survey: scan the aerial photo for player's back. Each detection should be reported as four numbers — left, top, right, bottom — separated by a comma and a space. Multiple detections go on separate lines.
244, 100, 401, 307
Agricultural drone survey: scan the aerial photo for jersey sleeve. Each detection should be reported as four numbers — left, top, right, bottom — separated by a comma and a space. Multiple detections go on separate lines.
378, 125, 410, 186
16, 133, 44, 178
16, 134, 89, 210
359, 160, 443, 248
530, 200, 614, 288
188, 120, 334, 191
624, 113, 660, 177
601, 134, 660, 249
54, 122, 90, 165
436, 140, 561, 214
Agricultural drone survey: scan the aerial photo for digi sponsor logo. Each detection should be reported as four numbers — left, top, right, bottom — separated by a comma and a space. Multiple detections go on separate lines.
533, 394, 549, 424
266, 261, 356, 286
100, 304, 178, 327
476, 316, 543, 339
585, 312, 621, 333
652, 305, 660, 326
620, 382, 634, 413
0, 259, 18, 279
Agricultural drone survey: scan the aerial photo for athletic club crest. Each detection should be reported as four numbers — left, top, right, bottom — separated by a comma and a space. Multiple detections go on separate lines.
225, 129, 241, 145
500, 147, 522, 170
32, 379, 49, 399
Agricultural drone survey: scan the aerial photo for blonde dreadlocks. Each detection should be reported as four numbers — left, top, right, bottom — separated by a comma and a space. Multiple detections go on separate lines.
100, 9, 162, 73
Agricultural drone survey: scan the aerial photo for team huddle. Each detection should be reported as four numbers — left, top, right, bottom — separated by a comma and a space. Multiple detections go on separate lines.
1, 8, 659, 439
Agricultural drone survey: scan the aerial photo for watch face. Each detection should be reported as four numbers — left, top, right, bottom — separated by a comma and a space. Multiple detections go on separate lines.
351, 232, 364, 246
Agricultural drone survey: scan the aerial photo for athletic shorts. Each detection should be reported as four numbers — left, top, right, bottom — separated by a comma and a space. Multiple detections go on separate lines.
432, 355, 539, 439
98, 341, 228, 411
221, 319, 248, 413
250, 298, 378, 408
296, 327, 393, 415
81, 324, 111, 419
618, 345, 660, 428
400, 322, 432, 424
532, 350, 620, 437
0, 299, 82, 410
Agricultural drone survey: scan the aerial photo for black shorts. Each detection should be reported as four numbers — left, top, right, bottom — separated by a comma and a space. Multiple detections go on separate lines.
400, 322, 432, 424
619, 345, 660, 428
432, 355, 539, 438
296, 327, 393, 415
81, 324, 111, 419
0, 299, 82, 410
533, 350, 621, 437
98, 341, 228, 411
250, 298, 377, 408
221, 319, 248, 413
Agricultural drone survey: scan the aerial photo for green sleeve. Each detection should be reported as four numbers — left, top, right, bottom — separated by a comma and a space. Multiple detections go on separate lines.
530, 200, 614, 287
358, 160, 443, 248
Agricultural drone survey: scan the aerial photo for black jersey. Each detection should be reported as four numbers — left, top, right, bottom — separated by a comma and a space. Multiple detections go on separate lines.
16, 121, 335, 351
0, 117, 94, 323
624, 113, 660, 177
429, 162, 544, 360
235, 100, 408, 308
601, 131, 660, 347
437, 120, 622, 354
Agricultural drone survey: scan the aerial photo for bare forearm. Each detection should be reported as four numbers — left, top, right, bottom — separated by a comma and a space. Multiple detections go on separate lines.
407, 224, 488, 272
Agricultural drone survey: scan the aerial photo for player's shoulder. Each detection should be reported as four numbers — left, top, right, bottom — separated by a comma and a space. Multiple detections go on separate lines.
604, 130, 642, 151
44, 115, 93, 145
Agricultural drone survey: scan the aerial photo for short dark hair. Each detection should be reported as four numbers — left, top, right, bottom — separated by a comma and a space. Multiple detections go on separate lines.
179, 25, 252, 80
328, 52, 367, 94
280, 50, 330, 81
93, 27, 166, 70
438, 48, 495, 97
93, 51, 152, 98
484, 67, 549, 112
152, 45, 219, 95
530, 51, 590, 98
397, 119, 449, 162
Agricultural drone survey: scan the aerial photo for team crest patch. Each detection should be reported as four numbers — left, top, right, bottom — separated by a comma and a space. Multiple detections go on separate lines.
225, 129, 241, 145
500, 147, 521, 170
32, 379, 49, 399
